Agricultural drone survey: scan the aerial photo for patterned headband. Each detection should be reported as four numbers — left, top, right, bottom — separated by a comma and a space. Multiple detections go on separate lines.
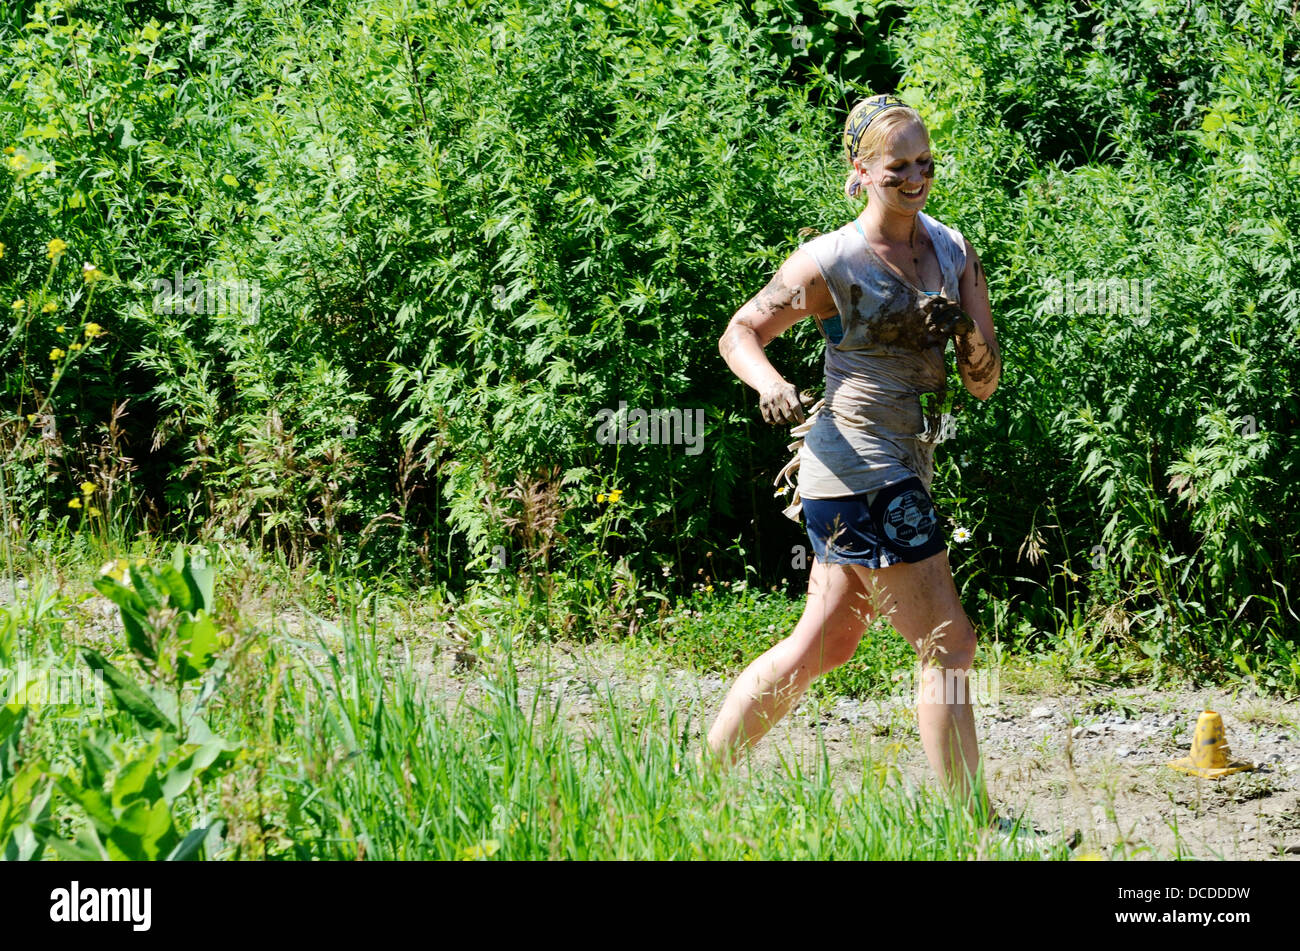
843, 94, 911, 161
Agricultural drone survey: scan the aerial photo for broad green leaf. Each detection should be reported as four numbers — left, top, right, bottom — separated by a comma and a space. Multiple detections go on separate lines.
79, 649, 172, 732
107, 797, 177, 860
53, 775, 116, 831
0, 763, 45, 844
176, 611, 221, 681
187, 559, 215, 613
153, 563, 196, 614
167, 820, 222, 861
91, 577, 154, 659
161, 737, 235, 802
47, 828, 109, 861
111, 740, 164, 810
79, 729, 115, 790
0, 703, 24, 745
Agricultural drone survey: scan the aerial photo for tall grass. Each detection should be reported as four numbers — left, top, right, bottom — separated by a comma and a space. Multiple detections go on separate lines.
2, 542, 1089, 860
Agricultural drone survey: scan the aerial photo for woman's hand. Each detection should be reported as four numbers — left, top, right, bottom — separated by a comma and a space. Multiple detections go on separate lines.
719, 247, 835, 422
759, 380, 810, 425
954, 237, 1001, 400
919, 294, 974, 342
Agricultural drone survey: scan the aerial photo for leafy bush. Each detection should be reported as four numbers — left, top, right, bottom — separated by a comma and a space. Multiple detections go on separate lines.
1, 0, 1296, 686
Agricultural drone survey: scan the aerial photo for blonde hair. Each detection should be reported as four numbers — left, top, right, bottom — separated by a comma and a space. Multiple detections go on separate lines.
843, 95, 926, 200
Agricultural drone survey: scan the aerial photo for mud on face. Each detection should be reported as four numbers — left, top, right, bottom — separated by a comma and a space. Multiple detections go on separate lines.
877, 158, 935, 189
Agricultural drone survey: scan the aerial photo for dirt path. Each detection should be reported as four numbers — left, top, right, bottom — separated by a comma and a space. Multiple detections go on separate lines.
425, 637, 1300, 860
48, 590, 1300, 859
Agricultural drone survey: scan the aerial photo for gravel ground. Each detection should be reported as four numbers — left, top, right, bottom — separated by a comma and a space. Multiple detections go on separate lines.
422, 637, 1300, 861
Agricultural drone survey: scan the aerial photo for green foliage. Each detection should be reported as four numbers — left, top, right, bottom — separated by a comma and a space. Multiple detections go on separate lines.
91, 545, 222, 683
0, 0, 1296, 692
899, 0, 1300, 684
0, 547, 239, 861
49, 728, 228, 861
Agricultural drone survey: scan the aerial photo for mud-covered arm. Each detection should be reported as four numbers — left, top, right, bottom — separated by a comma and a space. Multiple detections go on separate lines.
719, 248, 835, 424
953, 236, 1000, 401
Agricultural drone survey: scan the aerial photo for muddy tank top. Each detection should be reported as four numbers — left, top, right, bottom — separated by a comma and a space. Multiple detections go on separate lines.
796, 210, 968, 499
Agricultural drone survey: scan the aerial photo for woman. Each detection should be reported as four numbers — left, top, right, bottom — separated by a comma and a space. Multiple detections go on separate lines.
706, 94, 1002, 819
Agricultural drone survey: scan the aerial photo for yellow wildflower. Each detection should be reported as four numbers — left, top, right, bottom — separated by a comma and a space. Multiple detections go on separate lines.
12, 299, 24, 310
55, 324, 65, 333
25, 414, 37, 423
0, 242, 5, 258
46, 238, 67, 259
82, 262, 105, 282
99, 559, 128, 582
2, 147, 12, 154
80, 481, 96, 496
705, 584, 714, 593
88, 507, 101, 517
84, 322, 103, 338
68, 498, 82, 509
69, 342, 82, 351
607, 489, 623, 503
41, 301, 56, 313
49, 347, 65, 360
458, 838, 500, 861
596, 493, 606, 503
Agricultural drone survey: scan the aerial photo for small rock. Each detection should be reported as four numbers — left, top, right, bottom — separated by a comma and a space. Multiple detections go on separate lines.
1071, 726, 1085, 739
1116, 746, 1132, 758
1030, 706, 1052, 719
1277, 735, 1291, 744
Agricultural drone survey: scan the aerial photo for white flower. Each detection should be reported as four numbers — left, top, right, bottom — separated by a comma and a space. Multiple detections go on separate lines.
952, 526, 972, 544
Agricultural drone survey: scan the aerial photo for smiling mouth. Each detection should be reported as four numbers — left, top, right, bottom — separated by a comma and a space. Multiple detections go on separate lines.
899, 185, 924, 198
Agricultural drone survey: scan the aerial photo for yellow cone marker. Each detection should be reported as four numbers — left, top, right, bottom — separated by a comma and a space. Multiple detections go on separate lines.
1168, 710, 1254, 778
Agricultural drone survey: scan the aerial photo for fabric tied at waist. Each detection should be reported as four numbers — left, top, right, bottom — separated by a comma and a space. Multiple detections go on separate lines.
773, 398, 824, 522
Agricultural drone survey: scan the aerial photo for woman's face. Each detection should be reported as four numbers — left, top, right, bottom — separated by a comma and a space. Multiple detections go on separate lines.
856, 121, 934, 214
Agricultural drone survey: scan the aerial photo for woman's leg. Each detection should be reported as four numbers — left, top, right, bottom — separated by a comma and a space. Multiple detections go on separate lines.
706, 558, 875, 763
849, 549, 987, 816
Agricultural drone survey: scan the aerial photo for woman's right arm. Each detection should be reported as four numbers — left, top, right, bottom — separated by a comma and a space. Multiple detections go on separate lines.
718, 248, 836, 425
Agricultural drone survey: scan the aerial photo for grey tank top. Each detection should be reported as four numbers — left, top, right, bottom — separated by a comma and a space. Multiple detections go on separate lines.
796, 211, 968, 499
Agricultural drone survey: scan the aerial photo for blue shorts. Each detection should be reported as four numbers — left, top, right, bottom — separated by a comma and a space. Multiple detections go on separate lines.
803, 476, 946, 568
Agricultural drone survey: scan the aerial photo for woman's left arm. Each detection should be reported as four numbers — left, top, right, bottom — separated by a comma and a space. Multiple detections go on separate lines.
954, 236, 1001, 401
